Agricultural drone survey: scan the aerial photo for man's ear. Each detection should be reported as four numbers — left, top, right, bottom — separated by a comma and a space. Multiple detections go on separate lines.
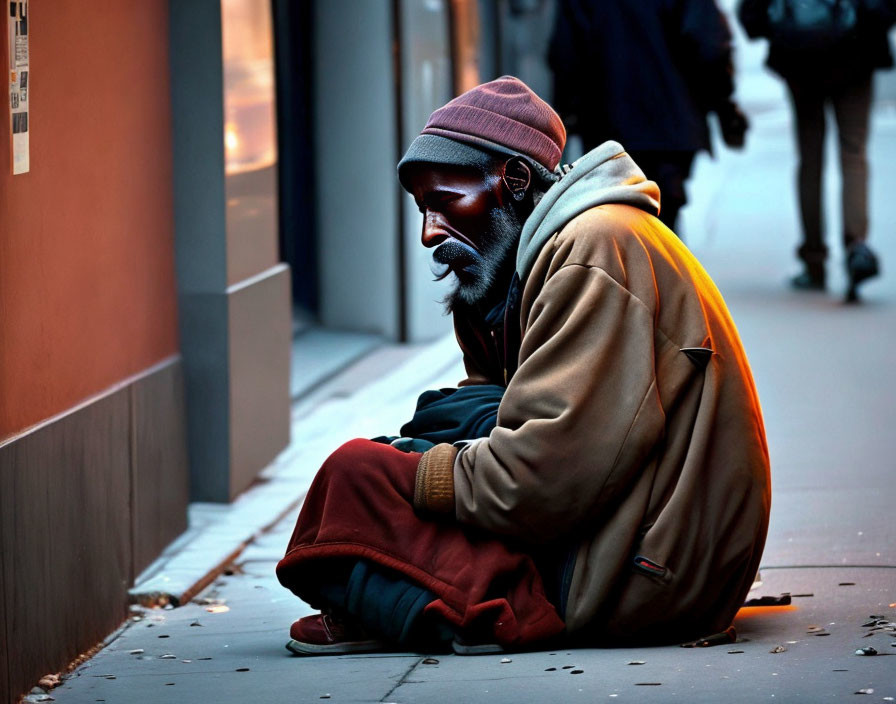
502, 157, 531, 202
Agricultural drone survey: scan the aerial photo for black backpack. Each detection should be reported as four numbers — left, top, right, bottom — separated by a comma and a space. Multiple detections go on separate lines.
767, 0, 859, 49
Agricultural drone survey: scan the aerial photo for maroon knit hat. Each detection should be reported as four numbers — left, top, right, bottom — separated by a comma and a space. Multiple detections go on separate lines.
404, 76, 566, 173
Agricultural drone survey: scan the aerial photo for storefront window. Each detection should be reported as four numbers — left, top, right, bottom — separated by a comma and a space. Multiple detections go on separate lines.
221, 0, 277, 175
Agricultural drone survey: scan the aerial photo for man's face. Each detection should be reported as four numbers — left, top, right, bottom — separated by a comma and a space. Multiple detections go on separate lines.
406, 163, 523, 310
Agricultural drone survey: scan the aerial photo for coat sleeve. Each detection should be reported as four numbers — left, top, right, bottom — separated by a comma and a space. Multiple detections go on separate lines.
678, 0, 736, 113
861, 0, 896, 28
737, 0, 771, 39
415, 263, 666, 544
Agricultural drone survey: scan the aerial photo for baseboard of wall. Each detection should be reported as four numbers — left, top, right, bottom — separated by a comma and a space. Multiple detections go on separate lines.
0, 357, 189, 704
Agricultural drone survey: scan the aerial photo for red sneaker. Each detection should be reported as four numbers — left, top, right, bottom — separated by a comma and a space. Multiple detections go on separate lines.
286, 613, 387, 656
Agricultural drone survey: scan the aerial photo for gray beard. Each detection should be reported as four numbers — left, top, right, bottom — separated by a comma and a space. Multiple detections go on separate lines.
431, 205, 521, 312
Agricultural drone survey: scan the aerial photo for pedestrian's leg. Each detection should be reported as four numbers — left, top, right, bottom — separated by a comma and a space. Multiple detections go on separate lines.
787, 80, 828, 285
656, 151, 695, 235
626, 150, 694, 235
832, 73, 872, 250
833, 72, 879, 300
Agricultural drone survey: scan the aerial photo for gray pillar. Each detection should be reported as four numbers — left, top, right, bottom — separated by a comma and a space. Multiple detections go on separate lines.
169, 0, 291, 502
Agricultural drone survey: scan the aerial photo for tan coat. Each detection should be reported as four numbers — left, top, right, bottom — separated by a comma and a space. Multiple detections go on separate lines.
413, 142, 771, 644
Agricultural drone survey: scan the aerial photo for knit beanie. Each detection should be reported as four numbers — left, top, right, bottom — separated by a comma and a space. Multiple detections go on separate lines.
398, 76, 566, 188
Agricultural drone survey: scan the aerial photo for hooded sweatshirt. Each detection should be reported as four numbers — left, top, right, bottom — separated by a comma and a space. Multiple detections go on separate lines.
413, 141, 771, 644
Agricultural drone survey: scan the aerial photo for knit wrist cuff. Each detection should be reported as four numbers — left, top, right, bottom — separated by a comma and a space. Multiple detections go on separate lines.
413, 443, 458, 516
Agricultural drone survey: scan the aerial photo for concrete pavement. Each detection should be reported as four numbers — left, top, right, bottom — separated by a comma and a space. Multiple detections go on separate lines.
35, 66, 896, 704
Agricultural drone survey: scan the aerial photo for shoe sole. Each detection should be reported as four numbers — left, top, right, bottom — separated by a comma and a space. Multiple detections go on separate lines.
451, 639, 505, 655
285, 638, 387, 656
846, 266, 880, 303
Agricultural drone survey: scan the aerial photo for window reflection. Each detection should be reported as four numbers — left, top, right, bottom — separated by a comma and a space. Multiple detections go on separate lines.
221, 0, 276, 175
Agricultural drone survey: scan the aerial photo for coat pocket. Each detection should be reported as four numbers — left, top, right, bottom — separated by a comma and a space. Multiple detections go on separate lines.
632, 555, 673, 585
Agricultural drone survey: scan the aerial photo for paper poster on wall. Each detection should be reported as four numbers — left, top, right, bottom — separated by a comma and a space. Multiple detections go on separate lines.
8, 0, 29, 174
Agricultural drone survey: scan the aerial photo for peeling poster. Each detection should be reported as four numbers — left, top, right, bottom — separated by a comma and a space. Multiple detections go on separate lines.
8, 0, 28, 174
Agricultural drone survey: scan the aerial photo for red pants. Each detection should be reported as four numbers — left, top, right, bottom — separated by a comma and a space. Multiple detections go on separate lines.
276, 439, 565, 647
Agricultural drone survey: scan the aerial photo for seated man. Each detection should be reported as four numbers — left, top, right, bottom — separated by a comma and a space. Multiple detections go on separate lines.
277, 76, 771, 655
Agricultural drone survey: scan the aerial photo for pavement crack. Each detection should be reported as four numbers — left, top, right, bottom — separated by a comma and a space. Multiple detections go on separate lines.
379, 657, 423, 702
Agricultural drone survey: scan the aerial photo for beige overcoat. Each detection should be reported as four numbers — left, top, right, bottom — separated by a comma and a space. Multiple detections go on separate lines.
413, 142, 771, 644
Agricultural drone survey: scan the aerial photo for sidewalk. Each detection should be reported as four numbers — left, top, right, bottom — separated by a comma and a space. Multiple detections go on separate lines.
36, 88, 896, 704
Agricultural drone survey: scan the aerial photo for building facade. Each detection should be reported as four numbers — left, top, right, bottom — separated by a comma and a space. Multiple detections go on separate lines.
1, 1, 553, 700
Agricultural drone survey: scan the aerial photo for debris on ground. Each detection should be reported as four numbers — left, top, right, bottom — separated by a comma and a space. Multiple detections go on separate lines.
36, 675, 60, 690
421, 658, 439, 665
769, 645, 787, 653
807, 625, 831, 636
132, 592, 172, 609
128, 649, 144, 655
743, 594, 792, 607
727, 650, 744, 654
854, 647, 878, 656
680, 627, 737, 648
196, 596, 227, 606
570, 669, 584, 674
855, 689, 874, 695
627, 660, 646, 665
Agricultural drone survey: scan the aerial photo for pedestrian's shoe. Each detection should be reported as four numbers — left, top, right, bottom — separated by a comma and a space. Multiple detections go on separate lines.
845, 242, 880, 303
790, 263, 826, 291
286, 612, 387, 656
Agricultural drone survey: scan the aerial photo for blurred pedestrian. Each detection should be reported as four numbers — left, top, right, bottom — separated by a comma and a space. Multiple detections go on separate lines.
738, 0, 896, 301
548, 0, 749, 233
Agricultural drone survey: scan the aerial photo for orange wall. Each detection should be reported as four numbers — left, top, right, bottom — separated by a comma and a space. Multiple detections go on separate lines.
0, 0, 179, 439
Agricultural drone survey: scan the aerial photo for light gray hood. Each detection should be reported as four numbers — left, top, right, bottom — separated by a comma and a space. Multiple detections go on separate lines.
516, 141, 661, 281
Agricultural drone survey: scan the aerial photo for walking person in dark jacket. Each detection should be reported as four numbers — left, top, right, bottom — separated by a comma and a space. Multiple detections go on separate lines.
738, 0, 896, 300
548, 0, 749, 233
